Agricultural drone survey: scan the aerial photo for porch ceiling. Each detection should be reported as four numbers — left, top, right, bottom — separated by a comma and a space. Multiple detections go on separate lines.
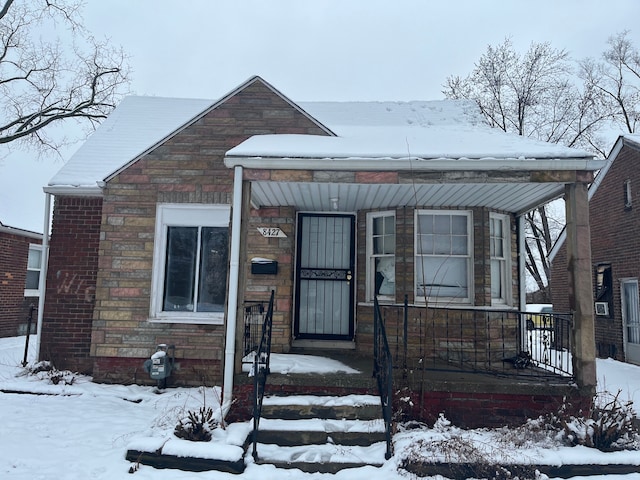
249, 181, 564, 214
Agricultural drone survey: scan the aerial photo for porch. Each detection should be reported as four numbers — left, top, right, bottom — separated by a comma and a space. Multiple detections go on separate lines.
232, 297, 582, 430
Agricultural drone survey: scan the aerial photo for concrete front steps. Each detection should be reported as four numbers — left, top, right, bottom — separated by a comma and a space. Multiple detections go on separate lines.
251, 394, 388, 473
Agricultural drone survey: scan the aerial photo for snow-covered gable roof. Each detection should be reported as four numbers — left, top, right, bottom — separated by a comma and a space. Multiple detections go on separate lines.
48, 96, 214, 189
48, 77, 601, 192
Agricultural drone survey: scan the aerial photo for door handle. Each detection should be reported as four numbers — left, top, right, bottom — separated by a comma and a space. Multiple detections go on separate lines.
346, 271, 352, 284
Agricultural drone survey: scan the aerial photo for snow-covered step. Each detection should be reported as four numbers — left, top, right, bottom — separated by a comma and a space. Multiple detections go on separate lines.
261, 394, 382, 420
251, 393, 388, 472
255, 417, 386, 446
253, 441, 387, 474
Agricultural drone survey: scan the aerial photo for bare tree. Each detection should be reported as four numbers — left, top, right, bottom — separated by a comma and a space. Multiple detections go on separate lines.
581, 30, 640, 136
0, 0, 129, 153
443, 38, 613, 301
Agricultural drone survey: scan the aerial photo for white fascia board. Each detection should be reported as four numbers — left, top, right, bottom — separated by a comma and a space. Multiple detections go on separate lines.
0, 224, 43, 240
43, 185, 103, 197
224, 155, 606, 172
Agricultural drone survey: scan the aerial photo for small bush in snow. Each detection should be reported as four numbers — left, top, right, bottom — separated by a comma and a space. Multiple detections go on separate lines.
553, 390, 639, 451
22, 361, 76, 385
174, 406, 219, 442
399, 414, 541, 480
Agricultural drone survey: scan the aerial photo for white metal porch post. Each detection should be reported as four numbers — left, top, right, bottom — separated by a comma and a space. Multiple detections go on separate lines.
222, 165, 243, 417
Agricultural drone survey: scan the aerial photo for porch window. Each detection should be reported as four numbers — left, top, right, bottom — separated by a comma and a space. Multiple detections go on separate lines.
24, 244, 42, 296
415, 210, 472, 304
367, 211, 395, 301
490, 213, 510, 304
150, 204, 230, 324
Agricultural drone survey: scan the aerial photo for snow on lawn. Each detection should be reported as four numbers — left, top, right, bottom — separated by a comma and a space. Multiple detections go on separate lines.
1, 335, 640, 480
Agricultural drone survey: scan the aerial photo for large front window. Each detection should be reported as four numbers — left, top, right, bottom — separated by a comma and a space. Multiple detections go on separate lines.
415, 210, 472, 303
151, 204, 230, 323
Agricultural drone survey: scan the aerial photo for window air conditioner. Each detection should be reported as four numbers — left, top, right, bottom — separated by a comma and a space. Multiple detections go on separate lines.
595, 302, 609, 316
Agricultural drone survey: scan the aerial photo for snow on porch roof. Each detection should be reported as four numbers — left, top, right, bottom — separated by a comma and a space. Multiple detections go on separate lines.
226, 100, 598, 168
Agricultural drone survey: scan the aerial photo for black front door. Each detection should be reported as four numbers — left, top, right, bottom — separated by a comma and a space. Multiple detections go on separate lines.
294, 213, 355, 340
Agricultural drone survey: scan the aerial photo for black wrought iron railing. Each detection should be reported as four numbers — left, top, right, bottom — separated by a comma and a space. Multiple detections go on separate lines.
243, 300, 266, 358
378, 298, 574, 380
251, 290, 275, 461
373, 297, 393, 460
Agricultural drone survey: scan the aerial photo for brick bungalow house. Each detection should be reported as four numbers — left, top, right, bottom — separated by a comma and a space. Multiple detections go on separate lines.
38, 76, 602, 426
0, 221, 43, 337
550, 134, 640, 366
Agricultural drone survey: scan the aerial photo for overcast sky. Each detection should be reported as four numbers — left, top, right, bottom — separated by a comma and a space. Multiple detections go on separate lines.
1, 0, 640, 232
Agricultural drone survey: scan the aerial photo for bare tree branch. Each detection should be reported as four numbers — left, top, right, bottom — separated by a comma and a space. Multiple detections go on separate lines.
442, 37, 621, 297
0, 0, 130, 153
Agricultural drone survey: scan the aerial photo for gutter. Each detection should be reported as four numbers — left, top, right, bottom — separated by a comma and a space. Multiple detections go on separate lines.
35, 192, 52, 362
224, 155, 606, 172
43, 185, 103, 197
222, 165, 243, 418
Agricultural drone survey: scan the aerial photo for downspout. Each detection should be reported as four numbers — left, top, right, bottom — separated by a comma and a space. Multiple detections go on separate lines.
222, 165, 243, 418
35, 192, 52, 362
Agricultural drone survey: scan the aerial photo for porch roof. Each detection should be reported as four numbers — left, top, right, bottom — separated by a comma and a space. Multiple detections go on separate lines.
246, 180, 570, 215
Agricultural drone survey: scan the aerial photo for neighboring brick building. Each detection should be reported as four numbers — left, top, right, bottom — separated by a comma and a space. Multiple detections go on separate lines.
40, 76, 602, 425
0, 221, 43, 338
550, 134, 640, 365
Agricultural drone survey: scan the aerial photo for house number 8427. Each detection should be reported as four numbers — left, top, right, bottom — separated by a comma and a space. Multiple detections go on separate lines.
257, 227, 287, 238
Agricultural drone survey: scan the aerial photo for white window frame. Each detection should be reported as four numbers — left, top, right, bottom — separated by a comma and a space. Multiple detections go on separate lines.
366, 211, 396, 302
150, 204, 230, 324
414, 209, 473, 305
490, 212, 512, 305
24, 244, 43, 297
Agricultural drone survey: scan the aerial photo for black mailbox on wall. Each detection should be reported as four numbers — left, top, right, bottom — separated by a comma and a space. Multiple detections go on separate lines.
251, 257, 278, 275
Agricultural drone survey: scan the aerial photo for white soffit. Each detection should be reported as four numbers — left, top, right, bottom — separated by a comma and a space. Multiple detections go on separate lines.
250, 181, 564, 214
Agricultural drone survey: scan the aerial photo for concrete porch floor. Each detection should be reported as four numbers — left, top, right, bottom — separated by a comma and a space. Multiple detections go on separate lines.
236, 347, 575, 395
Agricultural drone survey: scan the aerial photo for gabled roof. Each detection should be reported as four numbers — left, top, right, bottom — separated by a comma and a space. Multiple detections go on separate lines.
47, 76, 603, 197
46, 76, 333, 193
549, 133, 640, 262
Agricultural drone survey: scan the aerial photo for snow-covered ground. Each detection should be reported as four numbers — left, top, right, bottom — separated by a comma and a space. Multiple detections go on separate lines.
1, 335, 639, 480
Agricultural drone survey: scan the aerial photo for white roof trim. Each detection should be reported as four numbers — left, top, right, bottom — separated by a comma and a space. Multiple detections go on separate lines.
43, 185, 103, 197
0, 223, 43, 239
224, 155, 605, 171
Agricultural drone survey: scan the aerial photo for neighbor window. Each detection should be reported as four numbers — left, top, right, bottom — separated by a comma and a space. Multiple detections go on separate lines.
151, 204, 230, 323
624, 179, 632, 210
24, 244, 42, 296
367, 211, 395, 301
415, 210, 472, 304
490, 213, 510, 304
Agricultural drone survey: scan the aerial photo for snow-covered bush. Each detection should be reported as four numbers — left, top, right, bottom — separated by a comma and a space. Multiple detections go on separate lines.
22, 360, 76, 385
553, 390, 639, 451
398, 414, 541, 479
173, 406, 219, 442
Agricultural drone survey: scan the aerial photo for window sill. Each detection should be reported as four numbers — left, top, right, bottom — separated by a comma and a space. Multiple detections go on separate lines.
24, 289, 40, 297
148, 315, 224, 325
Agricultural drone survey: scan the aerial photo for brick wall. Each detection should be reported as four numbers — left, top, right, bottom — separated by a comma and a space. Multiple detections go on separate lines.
243, 205, 296, 354
0, 230, 41, 337
551, 143, 640, 362
40, 196, 102, 373
91, 79, 327, 385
